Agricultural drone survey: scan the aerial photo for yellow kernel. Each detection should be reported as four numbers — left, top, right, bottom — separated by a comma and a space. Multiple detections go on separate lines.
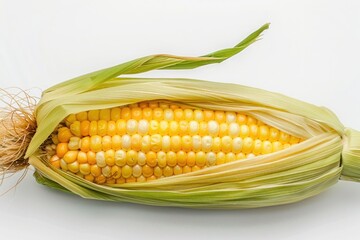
126, 150, 138, 166
105, 149, 115, 166
77, 151, 88, 164
212, 137, 221, 152
262, 141, 273, 154
194, 110, 204, 121
70, 121, 81, 137
232, 137, 243, 153
195, 151, 206, 167
163, 166, 173, 177
50, 155, 60, 169
80, 120, 90, 137
228, 123, 240, 137
147, 176, 157, 181
150, 134, 162, 152
106, 178, 116, 184
89, 121, 98, 136
91, 165, 101, 177
174, 165, 183, 175
88, 110, 99, 121
153, 108, 164, 121
137, 176, 146, 182
192, 165, 201, 172
148, 101, 158, 108
174, 109, 184, 121
149, 120, 159, 134
249, 124, 258, 138
159, 120, 169, 135
199, 121, 208, 136
65, 114, 77, 126
122, 165, 133, 178
143, 108, 153, 120
177, 151, 187, 167
139, 102, 148, 108
107, 121, 116, 136
90, 135, 102, 152
157, 151, 167, 168
126, 176, 137, 183
269, 128, 280, 141
146, 151, 157, 167
226, 112, 237, 123
111, 165, 122, 179
121, 107, 131, 120
95, 175, 106, 184
79, 163, 91, 175
99, 109, 111, 121
131, 134, 142, 151
116, 177, 126, 184
56, 143, 68, 158
243, 137, 254, 154
115, 150, 126, 166
110, 108, 121, 121
236, 153, 246, 160
218, 123, 228, 137
63, 151, 78, 164
221, 136, 232, 153
167, 151, 177, 167
154, 166, 163, 178
142, 165, 153, 178
184, 109, 194, 121
181, 135, 192, 151
58, 127, 72, 143
259, 125, 269, 141
201, 136, 213, 152
247, 116, 258, 125
159, 102, 169, 109
97, 120, 108, 136
76, 111, 87, 121
290, 136, 300, 144
225, 153, 236, 163
189, 120, 199, 135
87, 151, 96, 165
272, 141, 283, 152
283, 143, 291, 149
253, 139, 262, 155
101, 136, 112, 151
116, 119, 126, 135
84, 174, 94, 182
187, 152, 196, 167
164, 109, 174, 121
68, 161, 79, 173
179, 120, 189, 135
236, 114, 247, 124
240, 125, 250, 138
214, 111, 225, 123
216, 152, 226, 165
183, 166, 191, 174
203, 110, 214, 121
60, 159, 68, 171
170, 136, 181, 152
169, 121, 179, 135
131, 107, 142, 120
112, 135, 122, 150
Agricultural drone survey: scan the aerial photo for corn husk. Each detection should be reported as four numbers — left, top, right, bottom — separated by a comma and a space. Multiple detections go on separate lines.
21, 23, 360, 208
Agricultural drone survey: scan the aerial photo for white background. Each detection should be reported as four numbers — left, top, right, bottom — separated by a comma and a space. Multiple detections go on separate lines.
1, 0, 360, 239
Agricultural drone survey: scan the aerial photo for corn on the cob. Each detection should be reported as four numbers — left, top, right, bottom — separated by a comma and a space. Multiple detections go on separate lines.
45, 101, 301, 184
2, 23, 360, 209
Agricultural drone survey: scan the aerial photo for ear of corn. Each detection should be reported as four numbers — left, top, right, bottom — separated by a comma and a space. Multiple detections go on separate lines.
4, 23, 360, 208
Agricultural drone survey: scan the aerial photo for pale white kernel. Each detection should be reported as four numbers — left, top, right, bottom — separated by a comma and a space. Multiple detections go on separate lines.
137, 151, 146, 166
96, 151, 106, 167
201, 136, 213, 152
192, 135, 202, 151
164, 109, 174, 121
162, 135, 171, 152
101, 166, 111, 177
208, 120, 219, 136
232, 137, 243, 153
229, 123, 240, 137
121, 135, 131, 150
226, 112, 237, 123
189, 121, 199, 134
206, 152, 217, 166
132, 165, 142, 177
194, 110, 204, 121
114, 150, 126, 166
126, 119, 138, 134
138, 120, 149, 135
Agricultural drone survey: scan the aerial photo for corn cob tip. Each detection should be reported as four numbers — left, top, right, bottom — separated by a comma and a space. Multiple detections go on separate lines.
0, 89, 37, 177
341, 128, 360, 182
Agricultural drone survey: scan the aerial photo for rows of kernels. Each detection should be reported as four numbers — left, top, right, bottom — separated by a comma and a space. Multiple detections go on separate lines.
51, 101, 302, 184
